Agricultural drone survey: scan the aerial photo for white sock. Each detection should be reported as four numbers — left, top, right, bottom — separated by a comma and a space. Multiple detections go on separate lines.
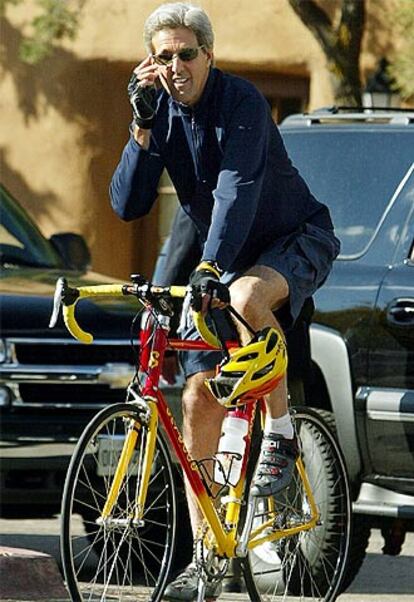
264, 412, 294, 439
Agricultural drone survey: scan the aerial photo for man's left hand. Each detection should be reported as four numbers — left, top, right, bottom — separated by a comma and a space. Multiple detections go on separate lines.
189, 263, 230, 314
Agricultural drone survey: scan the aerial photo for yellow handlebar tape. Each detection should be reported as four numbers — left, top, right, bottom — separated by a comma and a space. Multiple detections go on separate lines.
167, 285, 187, 298
63, 304, 93, 344
78, 284, 125, 299
192, 310, 221, 349
64, 284, 125, 344
62, 282, 220, 349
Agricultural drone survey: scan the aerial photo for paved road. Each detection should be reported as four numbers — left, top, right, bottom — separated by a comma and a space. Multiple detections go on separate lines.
0, 515, 413, 601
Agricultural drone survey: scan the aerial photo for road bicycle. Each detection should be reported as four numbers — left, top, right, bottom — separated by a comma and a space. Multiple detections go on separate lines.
50, 274, 352, 602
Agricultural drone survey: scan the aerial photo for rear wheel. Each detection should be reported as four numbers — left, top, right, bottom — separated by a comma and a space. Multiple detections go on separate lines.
242, 407, 352, 601
61, 403, 177, 602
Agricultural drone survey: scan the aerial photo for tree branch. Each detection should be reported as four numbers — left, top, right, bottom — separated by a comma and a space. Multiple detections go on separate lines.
288, 0, 336, 55
288, 0, 366, 104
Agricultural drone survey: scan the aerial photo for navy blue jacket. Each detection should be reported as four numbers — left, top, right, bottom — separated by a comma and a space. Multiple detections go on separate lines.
110, 68, 334, 272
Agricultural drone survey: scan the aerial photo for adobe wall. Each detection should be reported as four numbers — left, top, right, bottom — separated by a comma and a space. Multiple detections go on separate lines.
0, 0, 399, 279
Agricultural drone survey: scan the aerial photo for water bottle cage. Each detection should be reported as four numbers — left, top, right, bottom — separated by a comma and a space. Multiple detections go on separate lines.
190, 456, 235, 498
214, 451, 242, 487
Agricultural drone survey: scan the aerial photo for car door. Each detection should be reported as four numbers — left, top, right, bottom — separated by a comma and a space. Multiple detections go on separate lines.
365, 168, 414, 488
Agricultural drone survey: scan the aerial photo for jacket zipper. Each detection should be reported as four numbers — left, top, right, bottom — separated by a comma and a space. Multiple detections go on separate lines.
191, 113, 202, 180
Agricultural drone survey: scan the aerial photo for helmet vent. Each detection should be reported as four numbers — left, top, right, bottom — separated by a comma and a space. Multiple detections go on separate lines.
266, 331, 279, 353
252, 360, 275, 380
237, 352, 258, 362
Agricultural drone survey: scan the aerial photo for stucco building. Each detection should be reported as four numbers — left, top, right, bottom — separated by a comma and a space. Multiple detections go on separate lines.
0, 0, 402, 279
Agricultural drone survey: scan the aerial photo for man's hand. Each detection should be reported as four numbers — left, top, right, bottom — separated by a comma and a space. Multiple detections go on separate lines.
128, 57, 159, 129
189, 261, 230, 315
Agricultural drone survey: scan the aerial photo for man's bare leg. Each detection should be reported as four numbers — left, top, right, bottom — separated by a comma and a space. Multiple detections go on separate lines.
229, 266, 299, 496
182, 371, 225, 533
229, 265, 289, 418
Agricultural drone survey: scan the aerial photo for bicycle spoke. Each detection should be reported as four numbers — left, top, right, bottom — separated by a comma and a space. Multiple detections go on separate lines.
61, 404, 176, 602
244, 408, 351, 602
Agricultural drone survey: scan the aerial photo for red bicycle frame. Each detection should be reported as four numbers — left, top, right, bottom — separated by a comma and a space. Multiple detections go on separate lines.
138, 311, 257, 556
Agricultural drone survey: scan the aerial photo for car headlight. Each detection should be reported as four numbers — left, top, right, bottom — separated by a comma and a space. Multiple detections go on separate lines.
0, 386, 11, 407
0, 339, 7, 363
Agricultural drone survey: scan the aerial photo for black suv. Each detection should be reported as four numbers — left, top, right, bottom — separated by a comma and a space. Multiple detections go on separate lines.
280, 108, 414, 557
0, 185, 142, 514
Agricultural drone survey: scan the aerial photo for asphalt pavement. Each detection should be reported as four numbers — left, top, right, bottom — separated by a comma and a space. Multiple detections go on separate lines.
0, 515, 413, 601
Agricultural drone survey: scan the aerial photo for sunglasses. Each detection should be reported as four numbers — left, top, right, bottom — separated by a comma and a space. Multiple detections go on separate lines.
152, 46, 205, 66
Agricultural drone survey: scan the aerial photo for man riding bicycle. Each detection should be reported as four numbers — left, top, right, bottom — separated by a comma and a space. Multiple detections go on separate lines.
110, 3, 340, 599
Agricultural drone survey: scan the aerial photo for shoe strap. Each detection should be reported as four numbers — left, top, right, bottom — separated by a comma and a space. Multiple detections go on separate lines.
257, 435, 298, 476
262, 433, 298, 458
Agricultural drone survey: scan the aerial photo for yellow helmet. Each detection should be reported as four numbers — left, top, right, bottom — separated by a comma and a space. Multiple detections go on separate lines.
205, 327, 287, 408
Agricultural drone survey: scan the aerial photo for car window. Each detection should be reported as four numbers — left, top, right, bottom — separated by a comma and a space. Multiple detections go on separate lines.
401, 181, 414, 265
0, 187, 63, 268
0, 225, 25, 249
281, 129, 414, 257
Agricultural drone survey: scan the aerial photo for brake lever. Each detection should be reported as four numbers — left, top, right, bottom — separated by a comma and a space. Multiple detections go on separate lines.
49, 277, 80, 328
49, 277, 66, 328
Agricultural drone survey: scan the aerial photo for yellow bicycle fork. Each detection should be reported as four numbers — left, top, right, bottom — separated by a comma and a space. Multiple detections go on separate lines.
100, 401, 158, 522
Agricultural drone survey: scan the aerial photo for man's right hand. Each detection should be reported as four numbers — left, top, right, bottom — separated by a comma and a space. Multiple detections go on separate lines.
128, 56, 159, 129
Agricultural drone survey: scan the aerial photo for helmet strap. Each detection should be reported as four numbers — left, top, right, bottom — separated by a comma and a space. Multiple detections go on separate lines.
210, 310, 231, 361
227, 305, 256, 336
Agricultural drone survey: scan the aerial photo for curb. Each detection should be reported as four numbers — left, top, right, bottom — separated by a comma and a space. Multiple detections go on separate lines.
0, 546, 69, 601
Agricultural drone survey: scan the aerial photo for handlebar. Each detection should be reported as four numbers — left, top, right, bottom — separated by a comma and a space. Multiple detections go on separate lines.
49, 276, 222, 348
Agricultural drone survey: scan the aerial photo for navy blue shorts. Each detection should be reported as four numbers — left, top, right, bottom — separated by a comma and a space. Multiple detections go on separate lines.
179, 223, 340, 378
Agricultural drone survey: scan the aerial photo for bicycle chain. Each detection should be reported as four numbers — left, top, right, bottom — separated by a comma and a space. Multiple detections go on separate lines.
194, 521, 229, 581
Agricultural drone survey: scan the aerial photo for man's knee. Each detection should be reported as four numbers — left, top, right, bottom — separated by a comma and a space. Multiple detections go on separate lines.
229, 277, 261, 316
229, 267, 289, 317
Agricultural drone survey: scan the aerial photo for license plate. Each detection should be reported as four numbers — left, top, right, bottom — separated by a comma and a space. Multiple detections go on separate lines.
97, 435, 140, 477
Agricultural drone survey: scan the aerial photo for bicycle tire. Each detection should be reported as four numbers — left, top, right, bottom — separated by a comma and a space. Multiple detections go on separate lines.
241, 407, 352, 602
61, 402, 177, 602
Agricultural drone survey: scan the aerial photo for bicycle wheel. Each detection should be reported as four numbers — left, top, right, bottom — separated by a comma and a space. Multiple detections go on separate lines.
242, 407, 352, 602
61, 402, 177, 602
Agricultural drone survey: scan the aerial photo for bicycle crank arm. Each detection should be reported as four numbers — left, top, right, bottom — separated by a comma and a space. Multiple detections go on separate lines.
196, 578, 206, 602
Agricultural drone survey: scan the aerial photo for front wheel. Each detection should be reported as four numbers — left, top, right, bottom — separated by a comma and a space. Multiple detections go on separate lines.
243, 407, 352, 602
61, 402, 177, 602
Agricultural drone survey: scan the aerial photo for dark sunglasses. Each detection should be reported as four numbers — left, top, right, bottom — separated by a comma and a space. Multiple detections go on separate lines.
152, 45, 205, 66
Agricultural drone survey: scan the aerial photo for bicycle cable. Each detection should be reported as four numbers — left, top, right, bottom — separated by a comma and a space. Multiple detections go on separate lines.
129, 308, 144, 385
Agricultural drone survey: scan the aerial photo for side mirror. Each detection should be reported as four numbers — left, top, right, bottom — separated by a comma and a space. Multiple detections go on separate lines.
49, 233, 91, 271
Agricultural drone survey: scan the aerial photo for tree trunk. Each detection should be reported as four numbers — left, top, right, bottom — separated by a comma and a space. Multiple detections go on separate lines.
288, 0, 366, 106
325, 49, 363, 106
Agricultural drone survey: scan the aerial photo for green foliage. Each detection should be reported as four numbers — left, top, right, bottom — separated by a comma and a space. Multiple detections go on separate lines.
0, 0, 21, 12
388, 2, 414, 100
1, 0, 86, 64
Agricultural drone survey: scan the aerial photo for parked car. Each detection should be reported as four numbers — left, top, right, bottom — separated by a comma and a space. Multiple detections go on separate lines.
279, 107, 414, 562
0, 185, 144, 515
